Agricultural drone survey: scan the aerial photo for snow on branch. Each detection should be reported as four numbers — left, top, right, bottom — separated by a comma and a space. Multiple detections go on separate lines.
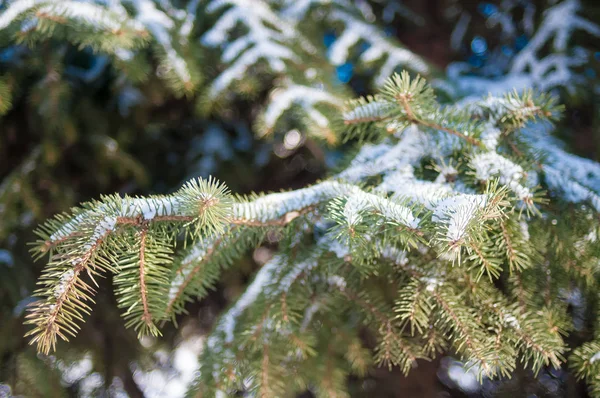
38, 1, 139, 32
338, 125, 431, 182
26, 58, 600, 394
232, 180, 419, 228
0, 0, 53, 30
259, 82, 345, 135
375, 164, 496, 247
129, 0, 195, 89
202, 0, 302, 98
46, 195, 196, 249
509, 0, 600, 91
523, 124, 600, 211
471, 152, 532, 202
448, 0, 600, 96
432, 194, 489, 244
0, 0, 198, 93
377, 166, 454, 206
0, 0, 144, 37
328, 10, 430, 85
219, 254, 285, 343
45, 178, 420, 253
277, 0, 431, 84
279, 0, 352, 21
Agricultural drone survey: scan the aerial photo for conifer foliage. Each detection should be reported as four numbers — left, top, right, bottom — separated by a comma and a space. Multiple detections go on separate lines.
2, 0, 599, 396
0, 0, 200, 93
27, 70, 600, 395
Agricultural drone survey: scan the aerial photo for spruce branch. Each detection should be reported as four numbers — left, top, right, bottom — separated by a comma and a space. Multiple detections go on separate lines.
25, 225, 111, 354
23, 66, 600, 395
431, 287, 497, 377
26, 177, 231, 352
394, 277, 434, 335
571, 340, 600, 395
163, 234, 224, 321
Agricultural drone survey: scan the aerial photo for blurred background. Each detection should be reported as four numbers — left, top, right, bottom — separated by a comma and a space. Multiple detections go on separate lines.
0, 0, 599, 396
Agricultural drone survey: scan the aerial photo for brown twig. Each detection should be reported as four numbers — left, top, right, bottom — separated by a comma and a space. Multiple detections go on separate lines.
138, 226, 152, 326
397, 93, 483, 147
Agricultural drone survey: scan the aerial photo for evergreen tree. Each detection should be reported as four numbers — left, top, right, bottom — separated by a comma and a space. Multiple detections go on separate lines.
1, 0, 600, 396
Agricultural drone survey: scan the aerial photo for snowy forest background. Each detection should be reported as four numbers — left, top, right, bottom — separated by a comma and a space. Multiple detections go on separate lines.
1, 0, 599, 396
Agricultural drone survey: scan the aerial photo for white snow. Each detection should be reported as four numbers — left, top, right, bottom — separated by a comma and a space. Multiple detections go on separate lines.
219, 255, 282, 343
0, 0, 44, 30
300, 302, 321, 331
233, 180, 418, 228
50, 196, 182, 242
328, 10, 429, 85
380, 245, 409, 266
423, 277, 441, 292
37, 2, 125, 32
449, 0, 600, 95
54, 269, 75, 298
338, 125, 430, 183
471, 152, 531, 201
277, 258, 318, 293
378, 165, 453, 208
326, 275, 346, 290
447, 361, 480, 393
131, 0, 191, 83
326, 237, 350, 259
503, 314, 520, 329
82, 216, 116, 251
522, 125, 600, 211
480, 123, 501, 151
202, 0, 300, 97
262, 83, 344, 131
433, 194, 488, 243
